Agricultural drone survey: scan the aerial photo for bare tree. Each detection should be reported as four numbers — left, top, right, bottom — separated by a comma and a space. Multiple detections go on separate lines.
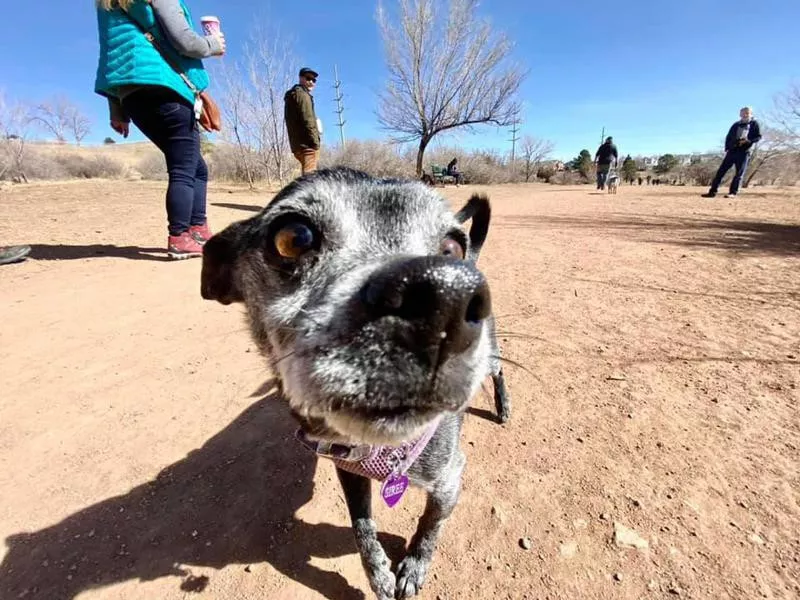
744, 126, 789, 187
216, 25, 296, 186
68, 109, 91, 146
685, 158, 721, 187
30, 97, 69, 143
745, 85, 800, 186
218, 63, 258, 188
29, 96, 91, 145
518, 135, 554, 182
772, 83, 800, 148
377, 0, 524, 177
0, 92, 32, 182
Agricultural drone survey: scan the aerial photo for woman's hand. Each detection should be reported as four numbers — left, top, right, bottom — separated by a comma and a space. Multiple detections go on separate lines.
212, 32, 226, 56
111, 120, 129, 138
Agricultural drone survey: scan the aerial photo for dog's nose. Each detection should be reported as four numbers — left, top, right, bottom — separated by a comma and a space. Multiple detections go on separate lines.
361, 256, 491, 368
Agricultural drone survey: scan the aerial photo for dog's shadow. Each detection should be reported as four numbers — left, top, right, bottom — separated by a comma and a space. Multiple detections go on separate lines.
0, 380, 398, 599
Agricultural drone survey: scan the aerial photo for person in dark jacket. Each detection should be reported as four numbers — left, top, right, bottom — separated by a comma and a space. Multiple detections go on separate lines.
284, 67, 321, 175
702, 107, 762, 198
446, 157, 463, 185
594, 137, 618, 190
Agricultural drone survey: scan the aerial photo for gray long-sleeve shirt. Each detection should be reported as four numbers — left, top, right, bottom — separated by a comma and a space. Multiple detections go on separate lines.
107, 0, 222, 122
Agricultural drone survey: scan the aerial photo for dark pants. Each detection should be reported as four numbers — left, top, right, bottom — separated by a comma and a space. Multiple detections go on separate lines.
596, 163, 611, 189
123, 87, 208, 236
710, 149, 750, 195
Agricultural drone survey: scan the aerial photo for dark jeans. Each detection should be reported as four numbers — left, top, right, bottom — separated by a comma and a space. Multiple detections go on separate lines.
710, 149, 750, 195
596, 163, 611, 189
122, 87, 207, 236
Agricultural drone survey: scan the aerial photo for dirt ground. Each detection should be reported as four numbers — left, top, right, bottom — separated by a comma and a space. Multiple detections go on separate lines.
0, 179, 798, 600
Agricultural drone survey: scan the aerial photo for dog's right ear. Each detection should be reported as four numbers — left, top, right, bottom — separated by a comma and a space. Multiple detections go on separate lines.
454, 194, 491, 262
200, 220, 248, 305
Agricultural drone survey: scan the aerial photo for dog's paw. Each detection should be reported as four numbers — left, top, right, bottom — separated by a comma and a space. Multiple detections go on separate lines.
368, 567, 396, 600
394, 554, 430, 599
496, 406, 511, 424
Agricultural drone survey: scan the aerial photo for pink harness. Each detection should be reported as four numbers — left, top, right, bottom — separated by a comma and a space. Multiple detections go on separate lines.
294, 417, 442, 507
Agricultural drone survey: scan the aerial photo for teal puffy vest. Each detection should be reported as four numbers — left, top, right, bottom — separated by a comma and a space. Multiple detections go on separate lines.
94, 0, 210, 105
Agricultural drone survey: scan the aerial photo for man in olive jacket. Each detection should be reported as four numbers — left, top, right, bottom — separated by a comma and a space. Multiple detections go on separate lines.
284, 67, 321, 175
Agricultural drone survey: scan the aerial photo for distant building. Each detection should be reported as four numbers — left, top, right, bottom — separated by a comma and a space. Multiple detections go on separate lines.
541, 160, 566, 172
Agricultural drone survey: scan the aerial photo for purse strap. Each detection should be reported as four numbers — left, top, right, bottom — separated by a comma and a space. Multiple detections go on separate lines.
119, 4, 201, 98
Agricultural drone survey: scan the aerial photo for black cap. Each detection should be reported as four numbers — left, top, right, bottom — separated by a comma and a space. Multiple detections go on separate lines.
299, 67, 319, 78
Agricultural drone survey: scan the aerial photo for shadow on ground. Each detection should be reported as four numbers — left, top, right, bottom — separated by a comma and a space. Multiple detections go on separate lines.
28, 244, 170, 262
0, 380, 401, 600
211, 202, 264, 213
497, 213, 800, 256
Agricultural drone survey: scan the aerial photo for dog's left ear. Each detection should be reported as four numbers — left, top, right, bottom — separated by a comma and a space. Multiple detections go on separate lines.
200, 220, 248, 305
454, 194, 491, 262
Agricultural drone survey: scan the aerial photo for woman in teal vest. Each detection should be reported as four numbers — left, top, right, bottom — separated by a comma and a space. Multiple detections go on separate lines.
95, 0, 226, 259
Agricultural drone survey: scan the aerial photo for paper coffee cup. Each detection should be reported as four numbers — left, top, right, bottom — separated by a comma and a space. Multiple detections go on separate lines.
201, 16, 221, 36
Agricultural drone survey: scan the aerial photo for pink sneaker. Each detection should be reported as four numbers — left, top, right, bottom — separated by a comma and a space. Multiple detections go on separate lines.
167, 232, 203, 260
189, 222, 213, 244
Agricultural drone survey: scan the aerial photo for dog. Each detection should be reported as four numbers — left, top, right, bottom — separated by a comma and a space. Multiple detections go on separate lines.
607, 172, 620, 194
200, 167, 510, 599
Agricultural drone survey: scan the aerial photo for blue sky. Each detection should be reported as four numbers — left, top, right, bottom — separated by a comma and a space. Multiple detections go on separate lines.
0, 0, 797, 160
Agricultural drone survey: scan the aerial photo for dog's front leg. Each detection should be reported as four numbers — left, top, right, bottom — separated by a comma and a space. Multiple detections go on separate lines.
336, 468, 396, 600
395, 451, 465, 599
489, 317, 511, 423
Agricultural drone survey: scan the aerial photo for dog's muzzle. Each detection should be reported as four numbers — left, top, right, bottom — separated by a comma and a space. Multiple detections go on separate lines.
358, 255, 491, 369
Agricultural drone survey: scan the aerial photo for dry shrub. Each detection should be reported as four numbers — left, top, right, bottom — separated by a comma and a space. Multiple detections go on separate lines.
320, 140, 414, 179
25, 152, 67, 180
684, 161, 720, 187
136, 152, 168, 181
1, 144, 126, 181
552, 171, 585, 185
0, 141, 66, 181
207, 143, 268, 183
54, 153, 126, 179
425, 146, 512, 184
536, 165, 556, 183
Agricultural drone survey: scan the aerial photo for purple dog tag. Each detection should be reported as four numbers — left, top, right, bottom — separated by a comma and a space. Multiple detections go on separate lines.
381, 473, 409, 508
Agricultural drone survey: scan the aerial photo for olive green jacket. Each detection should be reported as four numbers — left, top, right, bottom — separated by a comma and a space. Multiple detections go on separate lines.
284, 84, 320, 152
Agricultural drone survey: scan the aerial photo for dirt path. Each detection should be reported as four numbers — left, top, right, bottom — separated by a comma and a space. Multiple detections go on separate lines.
1, 180, 798, 600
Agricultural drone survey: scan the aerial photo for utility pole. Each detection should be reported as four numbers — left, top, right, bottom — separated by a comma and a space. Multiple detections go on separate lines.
600, 126, 605, 145
509, 117, 521, 164
333, 64, 346, 147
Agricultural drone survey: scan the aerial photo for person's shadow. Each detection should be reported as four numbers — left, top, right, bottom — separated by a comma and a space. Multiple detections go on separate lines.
0, 380, 401, 599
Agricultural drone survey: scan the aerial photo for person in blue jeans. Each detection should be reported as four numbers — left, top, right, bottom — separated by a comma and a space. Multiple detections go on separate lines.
95, 0, 226, 259
702, 107, 762, 199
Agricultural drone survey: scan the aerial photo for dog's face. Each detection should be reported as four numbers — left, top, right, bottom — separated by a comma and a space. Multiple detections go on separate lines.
201, 168, 494, 445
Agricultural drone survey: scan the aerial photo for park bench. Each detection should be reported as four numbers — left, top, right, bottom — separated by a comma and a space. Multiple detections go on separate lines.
430, 164, 457, 185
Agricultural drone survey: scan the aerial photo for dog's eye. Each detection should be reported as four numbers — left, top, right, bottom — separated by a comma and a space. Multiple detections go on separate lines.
440, 237, 465, 260
274, 223, 315, 259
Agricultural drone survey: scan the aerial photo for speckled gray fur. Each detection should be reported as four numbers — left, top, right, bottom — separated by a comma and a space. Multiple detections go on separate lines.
201, 167, 510, 599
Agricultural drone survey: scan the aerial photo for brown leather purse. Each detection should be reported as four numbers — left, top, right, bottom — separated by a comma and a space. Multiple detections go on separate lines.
121, 7, 222, 132
195, 91, 222, 133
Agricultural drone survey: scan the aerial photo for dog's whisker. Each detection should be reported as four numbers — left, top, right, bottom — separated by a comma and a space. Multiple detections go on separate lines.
272, 350, 298, 368
495, 331, 575, 349
493, 311, 533, 320
490, 354, 533, 375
